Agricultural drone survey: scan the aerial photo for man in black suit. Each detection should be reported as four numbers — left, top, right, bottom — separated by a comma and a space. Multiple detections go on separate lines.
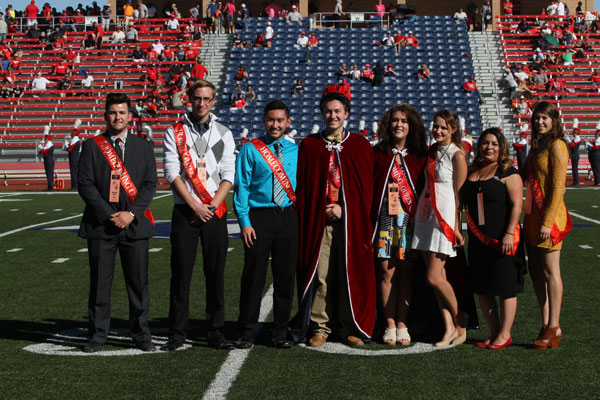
77, 93, 157, 353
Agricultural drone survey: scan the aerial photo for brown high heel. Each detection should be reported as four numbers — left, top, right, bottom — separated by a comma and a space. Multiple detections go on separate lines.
531, 326, 562, 350
529, 324, 547, 345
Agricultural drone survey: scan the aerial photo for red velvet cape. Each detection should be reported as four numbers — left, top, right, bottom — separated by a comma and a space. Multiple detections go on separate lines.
370, 147, 427, 237
295, 132, 376, 338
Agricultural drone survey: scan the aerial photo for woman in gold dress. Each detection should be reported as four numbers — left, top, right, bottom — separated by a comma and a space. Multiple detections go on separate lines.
522, 101, 571, 350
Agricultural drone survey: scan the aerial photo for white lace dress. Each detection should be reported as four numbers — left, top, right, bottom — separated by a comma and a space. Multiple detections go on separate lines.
411, 143, 461, 257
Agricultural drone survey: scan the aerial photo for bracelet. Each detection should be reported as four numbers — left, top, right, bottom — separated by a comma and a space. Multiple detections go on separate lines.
129, 211, 135, 218
505, 232, 513, 236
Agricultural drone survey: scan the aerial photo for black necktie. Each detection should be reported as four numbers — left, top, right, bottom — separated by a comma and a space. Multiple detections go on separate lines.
115, 138, 124, 162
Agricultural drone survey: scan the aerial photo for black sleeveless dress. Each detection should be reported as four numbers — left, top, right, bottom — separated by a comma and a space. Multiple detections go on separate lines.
461, 167, 525, 297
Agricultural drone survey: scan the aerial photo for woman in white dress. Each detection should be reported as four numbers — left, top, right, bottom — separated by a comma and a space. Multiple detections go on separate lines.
411, 109, 468, 347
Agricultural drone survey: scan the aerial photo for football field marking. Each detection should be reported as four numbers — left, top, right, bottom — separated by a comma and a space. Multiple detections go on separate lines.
202, 285, 274, 400
570, 212, 600, 225
78, 248, 88, 252
0, 214, 83, 238
148, 248, 163, 253
6, 248, 23, 253
578, 245, 593, 249
52, 258, 70, 263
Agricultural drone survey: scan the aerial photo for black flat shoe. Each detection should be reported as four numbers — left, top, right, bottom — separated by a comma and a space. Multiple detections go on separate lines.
272, 339, 293, 349
209, 336, 234, 350
83, 342, 104, 353
135, 341, 156, 352
235, 338, 253, 349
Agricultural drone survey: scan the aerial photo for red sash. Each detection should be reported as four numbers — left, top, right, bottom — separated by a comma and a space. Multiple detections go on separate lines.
173, 123, 227, 218
527, 163, 572, 246
251, 138, 296, 204
390, 154, 416, 216
426, 147, 456, 245
465, 211, 520, 255
326, 150, 341, 204
92, 135, 154, 225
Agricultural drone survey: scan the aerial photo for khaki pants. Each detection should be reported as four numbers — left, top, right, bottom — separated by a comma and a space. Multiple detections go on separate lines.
310, 221, 354, 338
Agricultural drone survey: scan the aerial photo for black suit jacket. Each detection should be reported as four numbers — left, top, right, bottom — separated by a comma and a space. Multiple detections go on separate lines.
78, 132, 157, 240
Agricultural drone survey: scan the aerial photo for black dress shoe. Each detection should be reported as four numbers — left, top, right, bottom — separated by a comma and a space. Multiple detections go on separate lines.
272, 339, 293, 349
208, 336, 234, 350
162, 340, 185, 351
83, 342, 104, 353
135, 341, 156, 352
234, 338, 253, 349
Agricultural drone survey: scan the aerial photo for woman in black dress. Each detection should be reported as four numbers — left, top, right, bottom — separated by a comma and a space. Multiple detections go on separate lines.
461, 128, 525, 349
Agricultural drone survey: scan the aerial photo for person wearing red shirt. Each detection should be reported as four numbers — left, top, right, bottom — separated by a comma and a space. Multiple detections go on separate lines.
546, 76, 565, 95
192, 61, 208, 80
393, 30, 406, 53
185, 44, 197, 60
9, 55, 21, 70
503, 1, 513, 15
161, 44, 174, 61
308, 32, 319, 47
52, 36, 65, 51
94, 22, 104, 49
463, 77, 484, 103
24, 0, 40, 27
72, 10, 85, 32
404, 31, 419, 47
591, 69, 600, 92
53, 60, 69, 76
65, 46, 77, 62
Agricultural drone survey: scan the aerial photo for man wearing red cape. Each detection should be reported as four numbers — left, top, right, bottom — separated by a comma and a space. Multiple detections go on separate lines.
290, 84, 376, 347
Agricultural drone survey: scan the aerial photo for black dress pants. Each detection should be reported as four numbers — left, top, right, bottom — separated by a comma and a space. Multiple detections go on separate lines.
168, 204, 228, 343
237, 206, 298, 342
87, 232, 151, 345
44, 156, 54, 190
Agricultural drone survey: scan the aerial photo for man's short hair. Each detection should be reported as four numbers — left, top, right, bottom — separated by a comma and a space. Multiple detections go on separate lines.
105, 93, 131, 111
187, 79, 216, 99
263, 100, 289, 118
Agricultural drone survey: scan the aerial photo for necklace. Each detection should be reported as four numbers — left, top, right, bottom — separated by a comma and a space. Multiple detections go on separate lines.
476, 162, 498, 192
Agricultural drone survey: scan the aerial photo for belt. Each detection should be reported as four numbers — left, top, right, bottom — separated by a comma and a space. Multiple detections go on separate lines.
252, 205, 295, 215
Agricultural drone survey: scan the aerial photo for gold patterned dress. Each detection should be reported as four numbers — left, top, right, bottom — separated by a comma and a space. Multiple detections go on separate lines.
523, 139, 570, 250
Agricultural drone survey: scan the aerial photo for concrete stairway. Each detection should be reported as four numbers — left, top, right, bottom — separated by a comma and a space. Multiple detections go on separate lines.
199, 33, 234, 111
468, 31, 518, 139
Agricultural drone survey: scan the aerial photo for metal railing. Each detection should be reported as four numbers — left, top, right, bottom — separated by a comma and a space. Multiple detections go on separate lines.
313, 12, 391, 29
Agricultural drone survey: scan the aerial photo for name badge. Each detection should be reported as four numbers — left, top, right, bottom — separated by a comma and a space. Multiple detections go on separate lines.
420, 193, 431, 221
329, 182, 339, 203
477, 192, 485, 226
109, 170, 121, 202
524, 186, 532, 214
388, 183, 399, 215
197, 158, 207, 185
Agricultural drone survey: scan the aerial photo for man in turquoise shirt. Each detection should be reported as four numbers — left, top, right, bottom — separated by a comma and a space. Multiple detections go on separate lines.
234, 100, 298, 349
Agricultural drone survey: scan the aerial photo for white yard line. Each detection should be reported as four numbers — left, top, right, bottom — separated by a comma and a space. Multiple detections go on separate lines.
570, 212, 600, 225
0, 214, 84, 238
202, 285, 274, 400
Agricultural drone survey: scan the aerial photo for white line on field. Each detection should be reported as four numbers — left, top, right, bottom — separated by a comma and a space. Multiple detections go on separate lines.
202, 284, 274, 400
36, 212, 46, 215
570, 212, 600, 225
0, 214, 83, 238
148, 248, 163, 253
78, 248, 88, 253
6, 248, 23, 252
53, 209, 63, 211
9, 209, 19, 211
579, 245, 593, 249
51, 258, 69, 263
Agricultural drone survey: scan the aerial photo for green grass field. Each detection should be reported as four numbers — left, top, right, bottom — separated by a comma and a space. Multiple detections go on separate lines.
1, 188, 599, 400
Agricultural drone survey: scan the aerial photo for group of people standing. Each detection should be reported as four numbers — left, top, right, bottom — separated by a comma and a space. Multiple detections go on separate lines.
76, 81, 571, 353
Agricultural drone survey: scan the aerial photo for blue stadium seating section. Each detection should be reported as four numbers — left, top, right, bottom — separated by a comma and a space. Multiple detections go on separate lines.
219, 16, 482, 138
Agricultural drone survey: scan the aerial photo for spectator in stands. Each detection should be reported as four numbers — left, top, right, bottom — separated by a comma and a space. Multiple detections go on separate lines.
101, 5, 111, 30
135, 99, 147, 117
72, 9, 85, 32
481, 1, 492, 31
111, 26, 125, 43
453, 8, 468, 25
132, 44, 145, 63
290, 78, 305, 95
517, 19, 531, 33
393, 30, 406, 53
350, 63, 360, 80
137, 0, 148, 19
265, 21, 274, 47
384, 63, 397, 77
286, 4, 302, 24
404, 31, 419, 47
24, 0, 40, 27
152, 38, 164, 55
546, 74, 565, 98
171, 86, 187, 111
503, 0, 513, 16
237, 4, 249, 31
244, 85, 256, 102
590, 69, 600, 93
26, 23, 42, 39
125, 24, 138, 43
561, 47, 575, 66
230, 88, 246, 111
174, 45, 186, 61
333, 0, 345, 28
418, 63, 430, 80
532, 66, 549, 86
166, 14, 180, 30
58, 73, 73, 96
547, 1, 558, 16
372, 61, 384, 87
165, 2, 181, 18
463, 76, 484, 104
53, 58, 70, 76
308, 32, 319, 47
161, 44, 175, 61
123, 1, 135, 26
516, 96, 531, 116
0, 13, 7, 42
377, 31, 394, 47
9, 53, 21, 70
192, 59, 208, 80
80, 70, 94, 93
84, 33, 96, 49
337, 63, 350, 79
361, 63, 374, 83
224, 1, 236, 33
185, 43, 198, 61
206, 0, 219, 34
235, 64, 249, 81
233, 33, 243, 48
295, 31, 308, 48
31, 71, 52, 93
0, 82, 11, 98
